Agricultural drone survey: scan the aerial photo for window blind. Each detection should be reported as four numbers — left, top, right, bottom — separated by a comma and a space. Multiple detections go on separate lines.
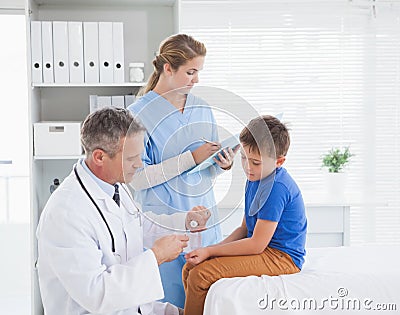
180, 0, 400, 244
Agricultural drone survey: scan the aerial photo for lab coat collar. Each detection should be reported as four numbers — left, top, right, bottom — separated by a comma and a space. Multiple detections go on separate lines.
75, 160, 121, 215
80, 159, 115, 198
119, 183, 139, 214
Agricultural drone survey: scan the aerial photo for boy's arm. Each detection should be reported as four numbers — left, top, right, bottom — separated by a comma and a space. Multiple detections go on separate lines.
185, 219, 277, 265
214, 216, 247, 246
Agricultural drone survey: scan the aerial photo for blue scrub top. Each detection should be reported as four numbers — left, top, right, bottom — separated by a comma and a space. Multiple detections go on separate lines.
128, 91, 222, 246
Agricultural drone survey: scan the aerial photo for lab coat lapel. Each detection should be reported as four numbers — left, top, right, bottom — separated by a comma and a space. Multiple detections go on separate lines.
119, 184, 144, 259
75, 161, 120, 215
119, 184, 136, 211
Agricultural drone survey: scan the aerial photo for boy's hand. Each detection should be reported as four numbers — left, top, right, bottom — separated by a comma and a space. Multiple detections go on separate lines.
214, 146, 239, 170
184, 247, 210, 265
185, 205, 211, 232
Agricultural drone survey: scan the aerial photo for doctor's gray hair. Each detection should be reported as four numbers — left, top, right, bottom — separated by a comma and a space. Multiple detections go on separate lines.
81, 107, 145, 158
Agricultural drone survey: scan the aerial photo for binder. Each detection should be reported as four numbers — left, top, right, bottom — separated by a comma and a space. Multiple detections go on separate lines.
98, 22, 113, 83
83, 22, 99, 83
68, 21, 84, 83
97, 96, 112, 109
41, 21, 54, 83
111, 95, 125, 108
30, 21, 43, 84
53, 21, 70, 83
112, 22, 125, 83
89, 95, 98, 113
124, 94, 136, 108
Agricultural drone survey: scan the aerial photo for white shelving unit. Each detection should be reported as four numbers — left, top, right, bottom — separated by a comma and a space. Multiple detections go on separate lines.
32, 82, 146, 87
25, 1, 178, 314
33, 155, 85, 160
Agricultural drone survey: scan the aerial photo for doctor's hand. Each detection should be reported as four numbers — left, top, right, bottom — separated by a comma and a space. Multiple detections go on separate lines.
151, 234, 189, 265
185, 206, 211, 232
192, 142, 221, 164
185, 247, 211, 265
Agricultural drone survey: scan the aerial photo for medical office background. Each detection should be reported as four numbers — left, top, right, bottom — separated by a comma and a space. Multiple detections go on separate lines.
1, 0, 400, 314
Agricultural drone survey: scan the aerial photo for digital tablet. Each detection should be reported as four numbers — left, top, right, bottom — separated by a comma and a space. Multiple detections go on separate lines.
187, 134, 240, 174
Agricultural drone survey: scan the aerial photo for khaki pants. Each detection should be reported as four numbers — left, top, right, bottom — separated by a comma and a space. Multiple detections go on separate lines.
182, 247, 300, 315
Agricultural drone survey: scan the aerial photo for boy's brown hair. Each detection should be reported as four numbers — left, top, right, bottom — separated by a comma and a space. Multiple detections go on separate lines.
239, 115, 290, 158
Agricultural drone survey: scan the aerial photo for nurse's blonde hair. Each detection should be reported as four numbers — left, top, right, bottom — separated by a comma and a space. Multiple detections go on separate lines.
138, 34, 206, 96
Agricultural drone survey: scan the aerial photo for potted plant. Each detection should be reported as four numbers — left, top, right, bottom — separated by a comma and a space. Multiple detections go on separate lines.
321, 147, 353, 200
322, 147, 353, 173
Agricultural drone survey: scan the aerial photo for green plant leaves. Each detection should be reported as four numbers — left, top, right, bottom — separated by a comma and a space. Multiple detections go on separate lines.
321, 147, 353, 173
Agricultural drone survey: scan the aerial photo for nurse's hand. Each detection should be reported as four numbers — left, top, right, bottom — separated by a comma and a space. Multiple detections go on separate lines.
192, 142, 221, 164
214, 146, 239, 170
185, 247, 210, 265
152, 234, 189, 265
185, 205, 211, 232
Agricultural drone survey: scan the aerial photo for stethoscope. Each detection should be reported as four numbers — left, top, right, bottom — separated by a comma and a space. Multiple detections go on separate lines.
73, 163, 203, 259
73, 164, 141, 260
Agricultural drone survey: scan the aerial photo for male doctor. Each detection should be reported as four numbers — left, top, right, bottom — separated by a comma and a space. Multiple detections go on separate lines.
36, 107, 210, 315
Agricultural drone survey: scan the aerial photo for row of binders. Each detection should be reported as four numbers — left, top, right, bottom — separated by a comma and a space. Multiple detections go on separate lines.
89, 94, 136, 113
31, 21, 125, 84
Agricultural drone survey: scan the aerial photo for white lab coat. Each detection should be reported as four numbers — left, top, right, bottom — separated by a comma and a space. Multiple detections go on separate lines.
36, 161, 182, 315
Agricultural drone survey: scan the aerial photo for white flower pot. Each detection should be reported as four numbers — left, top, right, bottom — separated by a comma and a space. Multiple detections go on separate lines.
324, 172, 348, 202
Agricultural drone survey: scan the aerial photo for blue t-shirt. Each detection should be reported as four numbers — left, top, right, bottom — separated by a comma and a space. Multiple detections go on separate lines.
244, 167, 307, 269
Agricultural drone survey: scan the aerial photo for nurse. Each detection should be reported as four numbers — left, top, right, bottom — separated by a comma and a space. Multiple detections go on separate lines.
36, 107, 210, 315
128, 34, 236, 308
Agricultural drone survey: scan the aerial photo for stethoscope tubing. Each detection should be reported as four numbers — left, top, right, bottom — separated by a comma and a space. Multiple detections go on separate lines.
74, 164, 116, 253
73, 163, 202, 255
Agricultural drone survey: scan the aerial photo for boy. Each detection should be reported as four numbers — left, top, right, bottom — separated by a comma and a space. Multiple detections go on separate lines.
182, 115, 307, 315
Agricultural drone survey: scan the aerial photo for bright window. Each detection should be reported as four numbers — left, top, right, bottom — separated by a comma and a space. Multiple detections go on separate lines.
0, 13, 29, 224
180, 0, 400, 245
0, 10, 30, 315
